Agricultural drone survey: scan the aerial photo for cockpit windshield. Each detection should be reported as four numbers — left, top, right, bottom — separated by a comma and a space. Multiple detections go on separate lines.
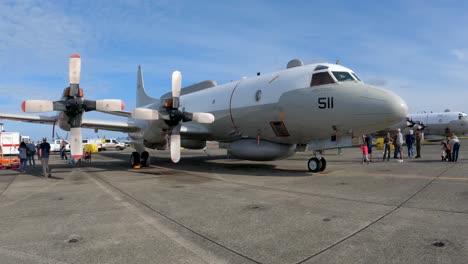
311, 72, 336, 86
351, 72, 361, 81
459, 113, 467, 120
332, 71, 355, 82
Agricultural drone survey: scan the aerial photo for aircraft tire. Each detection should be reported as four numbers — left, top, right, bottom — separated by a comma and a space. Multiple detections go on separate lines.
318, 157, 327, 171
307, 157, 322, 172
141, 151, 150, 167
130, 152, 140, 167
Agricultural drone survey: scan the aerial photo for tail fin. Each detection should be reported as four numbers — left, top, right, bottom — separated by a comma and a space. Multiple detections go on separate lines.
136, 65, 158, 107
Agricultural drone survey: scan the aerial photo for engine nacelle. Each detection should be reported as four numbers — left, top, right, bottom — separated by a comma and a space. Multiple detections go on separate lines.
181, 139, 206, 150
228, 139, 295, 161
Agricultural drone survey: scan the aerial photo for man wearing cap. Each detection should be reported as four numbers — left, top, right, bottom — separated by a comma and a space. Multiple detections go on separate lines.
39, 137, 52, 177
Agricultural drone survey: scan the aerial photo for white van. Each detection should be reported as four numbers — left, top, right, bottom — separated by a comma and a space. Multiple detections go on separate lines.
102, 138, 126, 150
50, 139, 70, 152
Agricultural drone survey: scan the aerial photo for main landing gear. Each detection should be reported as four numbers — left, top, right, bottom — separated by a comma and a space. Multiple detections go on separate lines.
130, 151, 151, 168
307, 152, 326, 172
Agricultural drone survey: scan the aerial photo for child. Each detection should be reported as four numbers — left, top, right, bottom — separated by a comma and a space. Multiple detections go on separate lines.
361, 144, 370, 164
441, 139, 451, 161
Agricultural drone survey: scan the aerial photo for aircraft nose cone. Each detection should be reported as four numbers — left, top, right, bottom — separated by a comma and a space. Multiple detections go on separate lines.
386, 89, 408, 122
362, 84, 408, 127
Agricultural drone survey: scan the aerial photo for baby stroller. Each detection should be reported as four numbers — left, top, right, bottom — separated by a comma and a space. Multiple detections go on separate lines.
441, 141, 451, 161
83, 151, 92, 163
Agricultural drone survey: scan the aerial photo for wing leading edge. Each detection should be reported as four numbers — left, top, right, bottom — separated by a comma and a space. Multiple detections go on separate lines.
0, 113, 57, 124
0, 112, 140, 133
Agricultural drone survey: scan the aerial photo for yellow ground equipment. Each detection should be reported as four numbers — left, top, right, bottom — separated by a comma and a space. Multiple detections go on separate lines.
83, 144, 99, 153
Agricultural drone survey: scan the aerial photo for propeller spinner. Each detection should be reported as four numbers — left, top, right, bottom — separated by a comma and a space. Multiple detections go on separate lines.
21, 54, 125, 160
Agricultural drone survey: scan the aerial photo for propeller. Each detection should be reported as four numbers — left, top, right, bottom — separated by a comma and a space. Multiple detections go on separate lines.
131, 69, 215, 163
21, 54, 126, 160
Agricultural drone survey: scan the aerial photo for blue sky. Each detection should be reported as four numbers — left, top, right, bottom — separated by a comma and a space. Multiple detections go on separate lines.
1, 0, 468, 141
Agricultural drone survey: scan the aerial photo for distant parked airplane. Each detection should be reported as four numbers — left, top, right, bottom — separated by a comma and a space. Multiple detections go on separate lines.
385, 110, 468, 138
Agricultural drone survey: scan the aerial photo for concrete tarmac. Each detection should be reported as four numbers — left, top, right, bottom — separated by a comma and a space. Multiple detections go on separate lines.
0, 141, 467, 264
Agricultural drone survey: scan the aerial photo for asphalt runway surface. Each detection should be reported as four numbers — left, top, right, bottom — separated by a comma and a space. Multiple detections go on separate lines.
0, 141, 467, 264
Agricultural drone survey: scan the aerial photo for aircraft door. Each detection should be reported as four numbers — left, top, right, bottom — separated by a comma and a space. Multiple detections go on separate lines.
229, 73, 282, 140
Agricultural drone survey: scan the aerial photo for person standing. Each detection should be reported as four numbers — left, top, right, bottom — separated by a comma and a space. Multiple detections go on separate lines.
360, 135, 369, 164
365, 133, 373, 162
26, 140, 36, 166
395, 129, 404, 161
449, 133, 461, 162
39, 137, 52, 178
36, 141, 41, 160
405, 130, 415, 158
60, 141, 68, 160
415, 129, 423, 158
18, 141, 28, 172
382, 132, 392, 161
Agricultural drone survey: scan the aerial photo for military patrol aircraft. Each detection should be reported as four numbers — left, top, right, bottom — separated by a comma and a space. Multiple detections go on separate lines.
0, 56, 408, 172
386, 110, 468, 138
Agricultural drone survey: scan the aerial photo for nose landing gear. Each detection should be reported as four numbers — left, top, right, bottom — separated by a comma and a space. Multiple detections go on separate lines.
307, 152, 327, 172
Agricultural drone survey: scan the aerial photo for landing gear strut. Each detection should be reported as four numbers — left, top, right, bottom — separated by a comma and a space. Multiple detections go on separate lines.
141, 151, 150, 167
130, 151, 151, 168
130, 152, 140, 167
307, 152, 327, 172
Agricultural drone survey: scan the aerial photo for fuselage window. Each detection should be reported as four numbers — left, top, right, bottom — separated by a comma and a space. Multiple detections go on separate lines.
332, 71, 355, 82
311, 72, 336, 86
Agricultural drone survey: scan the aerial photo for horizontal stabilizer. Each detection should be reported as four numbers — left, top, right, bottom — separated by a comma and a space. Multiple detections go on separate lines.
160, 80, 217, 99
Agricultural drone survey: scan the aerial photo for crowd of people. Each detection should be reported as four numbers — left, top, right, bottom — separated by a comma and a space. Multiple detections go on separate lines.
361, 129, 461, 164
17, 137, 52, 177
14, 138, 92, 177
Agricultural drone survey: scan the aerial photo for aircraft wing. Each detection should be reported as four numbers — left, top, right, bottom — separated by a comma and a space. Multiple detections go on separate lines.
81, 118, 140, 133
0, 113, 140, 133
102, 111, 132, 118
0, 113, 57, 124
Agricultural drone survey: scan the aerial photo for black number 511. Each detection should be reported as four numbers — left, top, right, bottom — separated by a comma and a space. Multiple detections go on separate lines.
318, 97, 334, 109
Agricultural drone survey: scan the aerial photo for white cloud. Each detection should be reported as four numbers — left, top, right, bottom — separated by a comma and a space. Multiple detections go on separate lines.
452, 49, 466, 61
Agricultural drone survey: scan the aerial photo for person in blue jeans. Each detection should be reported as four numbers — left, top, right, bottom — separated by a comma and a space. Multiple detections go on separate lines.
26, 140, 36, 166
405, 130, 415, 158
18, 141, 28, 172
382, 132, 392, 161
449, 133, 461, 162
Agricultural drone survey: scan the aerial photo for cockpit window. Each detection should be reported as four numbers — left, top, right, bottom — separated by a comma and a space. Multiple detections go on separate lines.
314, 65, 329, 71
459, 113, 467, 120
351, 72, 361, 81
332, 71, 355, 82
311, 72, 336, 86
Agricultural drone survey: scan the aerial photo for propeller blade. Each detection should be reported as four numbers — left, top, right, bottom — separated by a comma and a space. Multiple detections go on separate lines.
170, 124, 181, 163
191, 112, 215, 124
21, 100, 54, 112
95, 99, 125, 112
69, 54, 81, 97
131, 108, 160, 120
70, 127, 83, 160
172, 71, 181, 108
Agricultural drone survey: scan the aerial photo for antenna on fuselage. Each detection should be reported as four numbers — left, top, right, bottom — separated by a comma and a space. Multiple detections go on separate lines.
336, 59, 340, 65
